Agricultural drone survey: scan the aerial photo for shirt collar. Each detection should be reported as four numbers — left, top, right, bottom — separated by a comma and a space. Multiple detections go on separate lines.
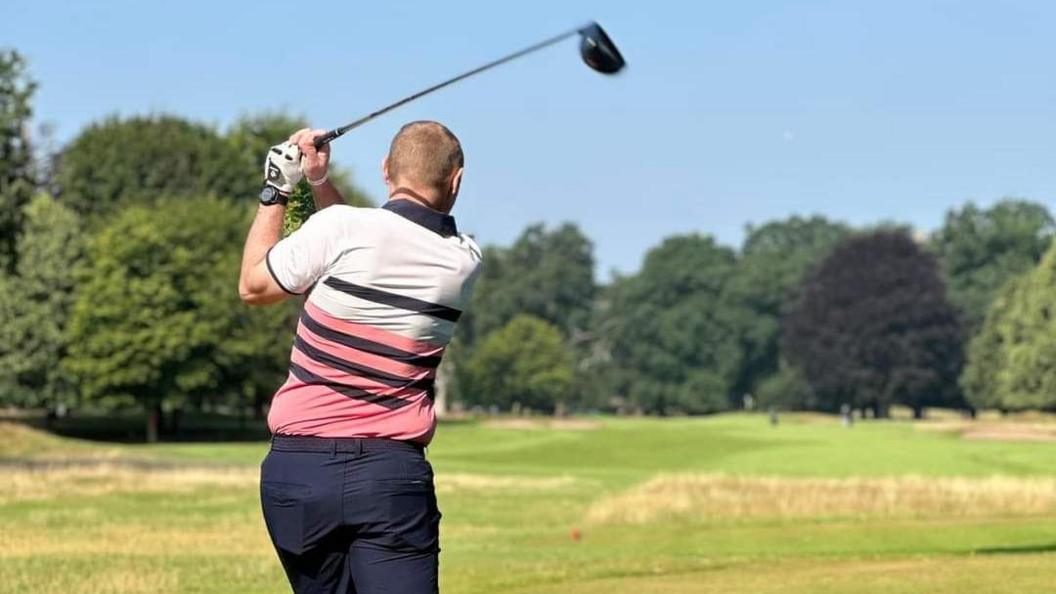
382, 198, 458, 237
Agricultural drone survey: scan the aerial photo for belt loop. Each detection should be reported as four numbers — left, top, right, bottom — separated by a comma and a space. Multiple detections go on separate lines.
330, 439, 337, 459
356, 439, 363, 457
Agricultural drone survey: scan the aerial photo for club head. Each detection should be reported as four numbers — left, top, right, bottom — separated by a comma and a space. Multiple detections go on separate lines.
578, 22, 626, 75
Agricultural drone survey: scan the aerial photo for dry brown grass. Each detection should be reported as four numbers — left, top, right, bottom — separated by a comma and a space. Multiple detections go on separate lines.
435, 473, 580, 493
0, 464, 259, 504
0, 464, 575, 504
586, 473, 1056, 524
0, 518, 271, 558
916, 419, 1056, 442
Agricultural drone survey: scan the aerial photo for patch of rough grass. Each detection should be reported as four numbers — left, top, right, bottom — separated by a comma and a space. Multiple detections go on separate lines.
586, 473, 1056, 524
0, 422, 121, 459
0, 464, 259, 504
1, 519, 271, 558
0, 464, 578, 505
917, 420, 1056, 443
437, 473, 580, 493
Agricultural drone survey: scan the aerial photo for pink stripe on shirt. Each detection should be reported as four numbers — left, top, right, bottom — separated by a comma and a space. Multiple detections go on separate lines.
268, 301, 442, 444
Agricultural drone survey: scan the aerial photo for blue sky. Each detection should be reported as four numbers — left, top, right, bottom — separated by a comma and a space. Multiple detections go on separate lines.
8, 0, 1056, 278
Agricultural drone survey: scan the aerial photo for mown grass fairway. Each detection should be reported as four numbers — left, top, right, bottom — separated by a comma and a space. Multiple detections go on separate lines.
2, 414, 1056, 593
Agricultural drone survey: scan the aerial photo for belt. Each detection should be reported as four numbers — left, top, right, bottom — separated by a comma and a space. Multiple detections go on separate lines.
271, 434, 424, 454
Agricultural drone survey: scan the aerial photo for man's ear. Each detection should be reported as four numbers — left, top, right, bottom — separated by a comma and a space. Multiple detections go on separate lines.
382, 157, 391, 185
450, 167, 464, 199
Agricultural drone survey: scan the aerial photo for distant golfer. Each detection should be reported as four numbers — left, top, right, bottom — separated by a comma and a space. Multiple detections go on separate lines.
238, 122, 482, 593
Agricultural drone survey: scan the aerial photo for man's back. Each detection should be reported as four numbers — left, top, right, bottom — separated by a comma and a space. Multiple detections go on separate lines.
240, 120, 475, 593
266, 200, 482, 443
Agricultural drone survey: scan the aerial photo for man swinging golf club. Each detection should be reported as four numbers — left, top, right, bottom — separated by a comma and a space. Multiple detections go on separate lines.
238, 122, 482, 593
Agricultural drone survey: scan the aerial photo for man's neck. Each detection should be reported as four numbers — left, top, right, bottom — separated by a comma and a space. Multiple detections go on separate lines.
388, 187, 451, 214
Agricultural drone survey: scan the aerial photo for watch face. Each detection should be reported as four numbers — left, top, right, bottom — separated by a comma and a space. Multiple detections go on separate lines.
260, 186, 278, 204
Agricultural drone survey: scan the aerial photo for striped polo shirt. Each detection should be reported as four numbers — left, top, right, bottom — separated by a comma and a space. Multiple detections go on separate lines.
265, 199, 483, 444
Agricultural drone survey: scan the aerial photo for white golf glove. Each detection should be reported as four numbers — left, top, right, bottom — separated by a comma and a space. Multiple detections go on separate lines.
263, 141, 304, 195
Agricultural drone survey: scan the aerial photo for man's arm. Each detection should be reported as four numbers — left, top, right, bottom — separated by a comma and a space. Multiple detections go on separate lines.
291, 128, 346, 210
309, 178, 345, 210
239, 204, 290, 306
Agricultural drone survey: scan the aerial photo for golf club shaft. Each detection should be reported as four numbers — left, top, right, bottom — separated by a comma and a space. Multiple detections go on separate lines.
314, 25, 587, 148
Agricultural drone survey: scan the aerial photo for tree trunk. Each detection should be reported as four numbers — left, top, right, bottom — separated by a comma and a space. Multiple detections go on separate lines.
146, 404, 162, 443
170, 407, 183, 435
873, 402, 890, 419
254, 393, 266, 420
912, 405, 924, 420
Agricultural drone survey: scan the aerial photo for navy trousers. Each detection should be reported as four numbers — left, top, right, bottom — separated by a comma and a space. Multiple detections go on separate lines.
260, 435, 441, 594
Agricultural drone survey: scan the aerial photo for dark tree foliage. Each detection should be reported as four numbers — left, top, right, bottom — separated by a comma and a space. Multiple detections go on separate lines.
0, 49, 38, 271
54, 115, 252, 220
782, 230, 963, 418
603, 234, 747, 414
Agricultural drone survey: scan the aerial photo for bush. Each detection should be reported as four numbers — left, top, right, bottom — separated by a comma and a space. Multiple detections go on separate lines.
461, 315, 573, 413
755, 365, 817, 411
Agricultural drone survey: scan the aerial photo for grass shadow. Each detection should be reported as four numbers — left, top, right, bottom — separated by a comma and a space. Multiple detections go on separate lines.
972, 543, 1056, 556
3, 411, 271, 443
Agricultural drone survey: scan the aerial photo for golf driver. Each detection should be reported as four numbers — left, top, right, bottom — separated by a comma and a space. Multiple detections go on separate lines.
314, 21, 625, 148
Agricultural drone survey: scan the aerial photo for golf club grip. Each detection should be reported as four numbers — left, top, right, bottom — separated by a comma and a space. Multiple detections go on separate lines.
314, 130, 340, 149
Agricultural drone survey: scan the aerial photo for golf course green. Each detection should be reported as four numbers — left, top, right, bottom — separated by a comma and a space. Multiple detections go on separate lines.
2, 413, 1055, 593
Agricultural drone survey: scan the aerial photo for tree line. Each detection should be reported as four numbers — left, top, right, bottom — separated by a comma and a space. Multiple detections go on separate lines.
450, 206, 1055, 419
1, 49, 1053, 440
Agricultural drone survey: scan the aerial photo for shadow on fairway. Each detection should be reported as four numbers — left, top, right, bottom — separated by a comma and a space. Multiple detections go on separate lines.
4, 411, 493, 444
972, 543, 1056, 556
3, 411, 271, 443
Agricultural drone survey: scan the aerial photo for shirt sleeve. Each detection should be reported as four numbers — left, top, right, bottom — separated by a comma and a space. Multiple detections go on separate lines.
265, 207, 351, 294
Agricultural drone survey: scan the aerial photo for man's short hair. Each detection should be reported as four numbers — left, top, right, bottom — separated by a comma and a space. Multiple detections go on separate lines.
386, 121, 464, 195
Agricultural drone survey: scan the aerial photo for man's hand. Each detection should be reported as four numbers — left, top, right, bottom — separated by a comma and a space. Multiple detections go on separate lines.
290, 128, 331, 184
264, 141, 303, 195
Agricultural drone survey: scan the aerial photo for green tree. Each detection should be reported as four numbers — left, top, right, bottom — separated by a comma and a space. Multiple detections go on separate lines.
65, 197, 260, 441
463, 223, 596, 345
54, 115, 251, 220
960, 274, 1025, 412
201, 246, 298, 419
0, 194, 82, 410
729, 216, 850, 395
754, 363, 817, 411
969, 243, 1056, 411
782, 230, 964, 417
462, 315, 573, 413
226, 112, 373, 233
602, 235, 747, 414
453, 223, 596, 410
0, 49, 38, 271
930, 199, 1054, 333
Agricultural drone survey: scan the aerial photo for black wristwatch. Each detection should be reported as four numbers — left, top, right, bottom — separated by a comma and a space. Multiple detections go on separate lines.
259, 185, 289, 207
